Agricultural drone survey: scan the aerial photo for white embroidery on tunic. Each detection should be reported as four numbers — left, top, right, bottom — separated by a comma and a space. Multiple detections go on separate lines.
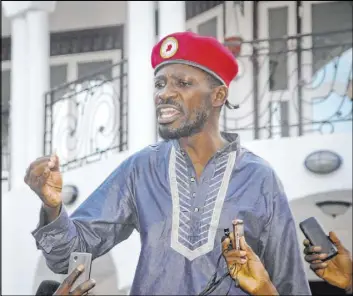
169, 146, 237, 261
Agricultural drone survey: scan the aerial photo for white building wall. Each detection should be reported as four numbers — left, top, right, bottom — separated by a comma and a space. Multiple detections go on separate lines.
1, 1, 352, 294
1, 1, 127, 36
244, 133, 352, 201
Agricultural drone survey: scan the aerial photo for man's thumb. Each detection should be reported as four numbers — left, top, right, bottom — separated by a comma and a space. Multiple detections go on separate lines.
240, 237, 258, 260
329, 231, 345, 253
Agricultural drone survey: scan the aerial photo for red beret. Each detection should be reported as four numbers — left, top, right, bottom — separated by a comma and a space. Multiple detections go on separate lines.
151, 31, 238, 87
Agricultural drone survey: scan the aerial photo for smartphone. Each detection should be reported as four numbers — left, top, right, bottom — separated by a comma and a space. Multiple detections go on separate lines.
67, 252, 93, 292
299, 217, 338, 261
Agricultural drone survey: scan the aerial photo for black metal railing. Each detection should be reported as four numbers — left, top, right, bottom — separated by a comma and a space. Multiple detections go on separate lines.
44, 59, 128, 172
222, 29, 352, 140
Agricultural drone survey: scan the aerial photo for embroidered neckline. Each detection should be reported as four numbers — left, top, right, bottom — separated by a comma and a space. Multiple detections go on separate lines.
169, 146, 237, 261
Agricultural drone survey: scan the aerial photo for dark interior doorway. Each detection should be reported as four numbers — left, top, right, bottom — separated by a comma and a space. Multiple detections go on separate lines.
310, 281, 346, 295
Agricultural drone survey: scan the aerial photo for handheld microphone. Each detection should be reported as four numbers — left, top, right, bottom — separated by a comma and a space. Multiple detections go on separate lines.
35, 280, 61, 296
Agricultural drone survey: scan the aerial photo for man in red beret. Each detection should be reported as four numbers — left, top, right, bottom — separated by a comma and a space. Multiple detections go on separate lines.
27, 32, 311, 295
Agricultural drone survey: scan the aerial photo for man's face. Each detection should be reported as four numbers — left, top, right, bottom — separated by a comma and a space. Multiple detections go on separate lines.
154, 64, 214, 140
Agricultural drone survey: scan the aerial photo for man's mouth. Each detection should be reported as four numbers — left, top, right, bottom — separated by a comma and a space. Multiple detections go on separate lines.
157, 105, 182, 124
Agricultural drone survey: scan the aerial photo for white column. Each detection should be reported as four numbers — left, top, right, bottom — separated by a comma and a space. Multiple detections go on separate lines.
158, 1, 186, 40
2, 1, 56, 188
127, 1, 156, 152
7, 13, 28, 189
26, 5, 55, 162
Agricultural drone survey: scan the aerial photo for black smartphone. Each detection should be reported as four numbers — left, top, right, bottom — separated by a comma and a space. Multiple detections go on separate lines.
299, 217, 338, 261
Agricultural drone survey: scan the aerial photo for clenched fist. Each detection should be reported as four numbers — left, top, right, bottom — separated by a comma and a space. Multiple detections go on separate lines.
24, 153, 63, 209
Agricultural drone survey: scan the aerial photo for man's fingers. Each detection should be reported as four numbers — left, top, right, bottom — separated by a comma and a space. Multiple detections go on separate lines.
24, 157, 50, 183
228, 232, 246, 251
49, 153, 60, 171
303, 239, 310, 247
27, 160, 50, 180
62, 264, 85, 289
239, 236, 246, 250
305, 253, 327, 263
303, 245, 322, 255
239, 237, 259, 260
222, 237, 231, 253
24, 167, 30, 184
27, 164, 51, 195
310, 261, 328, 271
225, 249, 247, 257
71, 279, 96, 296
328, 231, 340, 245
28, 173, 41, 190
229, 233, 235, 250
225, 254, 247, 265
29, 156, 51, 173
24, 155, 58, 189
328, 231, 345, 253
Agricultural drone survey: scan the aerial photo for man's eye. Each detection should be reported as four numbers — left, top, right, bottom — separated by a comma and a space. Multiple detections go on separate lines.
178, 80, 191, 87
155, 81, 165, 88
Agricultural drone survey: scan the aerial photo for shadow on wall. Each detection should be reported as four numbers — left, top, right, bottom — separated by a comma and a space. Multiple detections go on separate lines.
33, 252, 131, 295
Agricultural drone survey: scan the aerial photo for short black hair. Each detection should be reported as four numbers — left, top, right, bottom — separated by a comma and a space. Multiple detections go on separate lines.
206, 74, 223, 89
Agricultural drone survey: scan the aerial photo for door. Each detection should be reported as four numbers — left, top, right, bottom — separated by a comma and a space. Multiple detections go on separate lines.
257, 1, 298, 139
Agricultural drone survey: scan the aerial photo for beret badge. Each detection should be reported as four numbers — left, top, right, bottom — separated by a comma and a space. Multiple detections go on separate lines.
160, 37, 179, 59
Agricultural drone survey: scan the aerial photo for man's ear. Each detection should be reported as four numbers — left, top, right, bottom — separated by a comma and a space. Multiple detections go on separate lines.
212, 85, 228, 108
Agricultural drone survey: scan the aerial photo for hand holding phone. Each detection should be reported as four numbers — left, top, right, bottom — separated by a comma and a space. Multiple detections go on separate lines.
299, 217, 338, 261
67, 252, 93, 293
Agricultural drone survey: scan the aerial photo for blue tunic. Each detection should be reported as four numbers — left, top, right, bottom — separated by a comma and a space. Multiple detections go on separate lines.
32, 133, 311, 295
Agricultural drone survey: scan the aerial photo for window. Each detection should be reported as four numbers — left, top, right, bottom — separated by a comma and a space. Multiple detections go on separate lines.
311, 1, 353, 73
186, 1, 224, 20
1, 70, 11, 108
51, 65, 68, 88
1, 69, 11, 173
186, 3, 223, 41
268, 7, 288, 91
311, 91, 352, 134
197, 17, 218, 38
155, 8, 159, 37
77, 60, 113, 81
50, 64, 68, 102
269, 100, 289, 138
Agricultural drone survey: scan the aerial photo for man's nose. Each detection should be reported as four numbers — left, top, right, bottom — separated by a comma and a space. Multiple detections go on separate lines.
155, 85, 177, 104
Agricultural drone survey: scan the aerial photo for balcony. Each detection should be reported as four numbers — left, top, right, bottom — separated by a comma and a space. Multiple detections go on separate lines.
222, 29, 352, 141
2, 30, 352, 177
43, 60, 128, 172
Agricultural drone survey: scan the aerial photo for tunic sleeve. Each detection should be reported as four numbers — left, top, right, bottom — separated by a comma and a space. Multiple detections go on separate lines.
31, 159, 138, 274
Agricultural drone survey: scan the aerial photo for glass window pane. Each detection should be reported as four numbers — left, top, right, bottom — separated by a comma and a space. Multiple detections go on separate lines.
1, 70, 10, 172
50, 64, 68, 102
311, 1, 353, 73
77, 60, 113, 81
198, 17, 218, 39
50, 64, 68, 89
269, 100, 289, 138
268, 7, 288, 91
1, 70, 11, 109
